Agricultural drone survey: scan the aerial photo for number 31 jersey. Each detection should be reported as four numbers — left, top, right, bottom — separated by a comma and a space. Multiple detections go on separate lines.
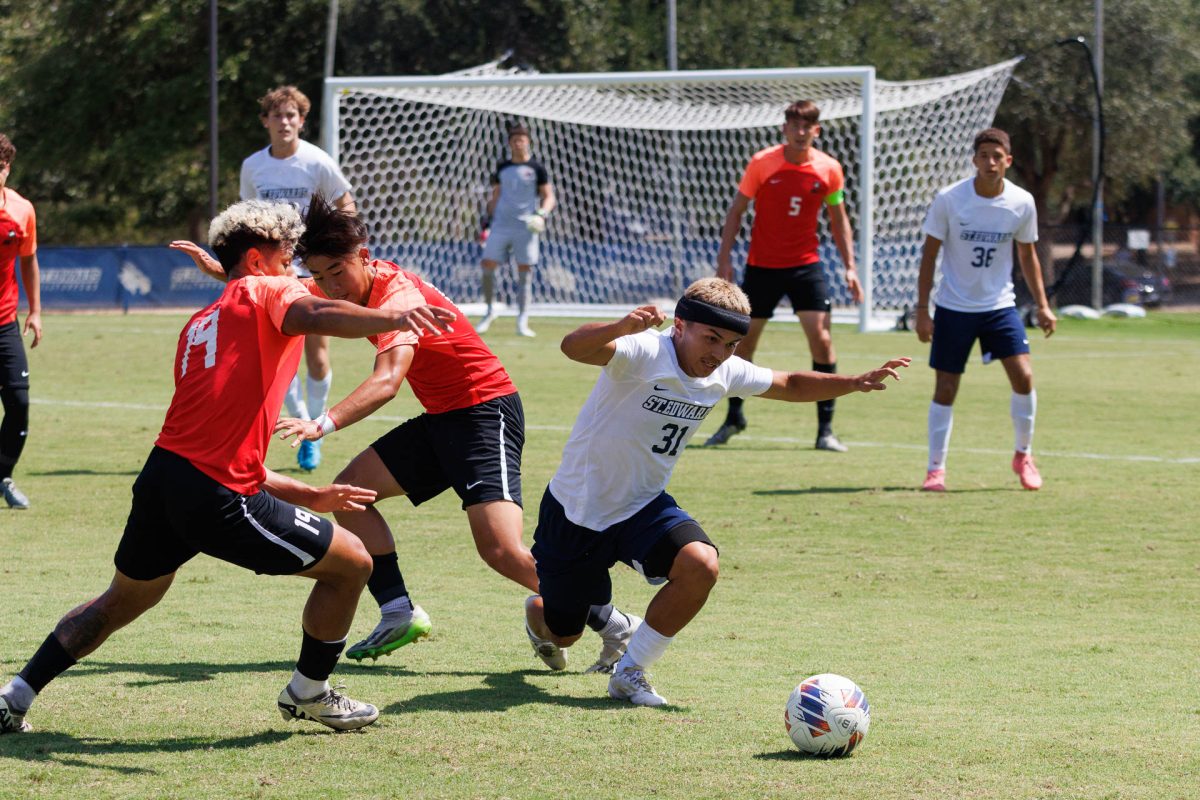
923, 177, 1038, 313
549, 328, 772, 531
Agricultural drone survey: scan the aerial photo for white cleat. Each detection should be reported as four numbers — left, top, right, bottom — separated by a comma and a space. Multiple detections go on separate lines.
524, 622, 568, 671
608, 665, 667, 707
277, 685, 379, 731
2, 478, 29, 510
516, 317, 536, 337
585, 613, 642, 674
476, 312, 498, 334
815, 432, 849, 452
0, 694, 31, 733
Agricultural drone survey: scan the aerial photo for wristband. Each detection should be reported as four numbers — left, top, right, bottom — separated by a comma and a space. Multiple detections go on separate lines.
315, 413, 338, 437
535, 208, 549, 218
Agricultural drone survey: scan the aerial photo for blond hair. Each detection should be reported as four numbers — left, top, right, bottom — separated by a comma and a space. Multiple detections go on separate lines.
208, 200, 305, 270
682, 277, 750, 316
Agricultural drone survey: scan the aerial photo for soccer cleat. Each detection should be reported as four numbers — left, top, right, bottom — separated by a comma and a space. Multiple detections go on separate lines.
2, 478, 29, 510
277, 685, 379, 731
346, 605, 432, 661
476, 311, 498, 334
1012, 453, 1043, 490
922, 469, 946, 492
525, 622, 568, 671
608, 665, 667, 707
702, 420, 746, 447
0, 695, 32, 734
516, 317, 536, 338
815, 432, 849, 452
585, 613, 642, 674
297, 439, 321, 472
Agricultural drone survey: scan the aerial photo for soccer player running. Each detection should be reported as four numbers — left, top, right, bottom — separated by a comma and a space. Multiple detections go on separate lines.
523, 277, 908, 705
0, 133, 40, 510
708, 100, 863, 452
241, 85, 357, 472
915, 128, 1056, 492
0, 200, 456, 735
477, 121, 556, 338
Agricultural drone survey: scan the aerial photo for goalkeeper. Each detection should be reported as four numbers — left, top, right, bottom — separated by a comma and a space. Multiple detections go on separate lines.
477, 121, 556, 338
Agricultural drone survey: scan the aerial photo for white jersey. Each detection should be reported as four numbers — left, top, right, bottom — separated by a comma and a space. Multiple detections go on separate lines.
239, 140, 352, 213
923, 177, 1038, 312
549, 328, 773, 530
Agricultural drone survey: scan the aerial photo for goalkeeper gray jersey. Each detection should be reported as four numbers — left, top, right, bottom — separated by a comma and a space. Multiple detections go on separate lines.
491, 159, 549, 226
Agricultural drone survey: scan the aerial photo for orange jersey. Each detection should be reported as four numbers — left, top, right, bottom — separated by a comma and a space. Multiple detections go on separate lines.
306, 260, 515, 415
0, 187, 37, 325
738, 145, 844, 268
156, 275, 310, 494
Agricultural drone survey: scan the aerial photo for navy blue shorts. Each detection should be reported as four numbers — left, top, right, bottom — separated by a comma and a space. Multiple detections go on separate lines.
741, 264, 831, 317
929, 306, 1029, 374
532, 487, 713, 637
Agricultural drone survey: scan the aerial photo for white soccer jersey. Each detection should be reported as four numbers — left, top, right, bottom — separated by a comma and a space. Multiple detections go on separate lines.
239, 140, 352, 213
548, 328, 773, 530
923, 177, 1038, 312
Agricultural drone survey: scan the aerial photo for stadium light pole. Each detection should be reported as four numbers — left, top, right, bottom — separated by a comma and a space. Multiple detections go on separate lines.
1091, 0, 1104, 310
208, 0, 218, 220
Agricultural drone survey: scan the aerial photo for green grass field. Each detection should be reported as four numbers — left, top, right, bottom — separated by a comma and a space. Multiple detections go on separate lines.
1, 311, 1198, 799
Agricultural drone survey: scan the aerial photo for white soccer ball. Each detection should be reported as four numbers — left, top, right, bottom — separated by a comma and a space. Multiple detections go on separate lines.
784, 673, 871, 757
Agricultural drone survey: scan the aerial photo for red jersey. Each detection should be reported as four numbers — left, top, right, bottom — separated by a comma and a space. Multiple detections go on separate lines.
306, 260, 515, 415
156, 275, 310, 494
0, 187, 37, 326
738, 145, 845, 268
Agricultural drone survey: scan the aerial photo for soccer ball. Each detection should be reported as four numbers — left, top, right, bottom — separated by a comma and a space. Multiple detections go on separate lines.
784, 673, 871, 757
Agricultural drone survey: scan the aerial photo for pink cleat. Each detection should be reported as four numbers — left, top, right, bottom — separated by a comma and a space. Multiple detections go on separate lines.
1012, 453, 1042, 490
921, 469, 946, 492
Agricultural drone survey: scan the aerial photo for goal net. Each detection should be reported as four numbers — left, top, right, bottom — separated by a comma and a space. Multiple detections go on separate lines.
325, 60, 1020, 330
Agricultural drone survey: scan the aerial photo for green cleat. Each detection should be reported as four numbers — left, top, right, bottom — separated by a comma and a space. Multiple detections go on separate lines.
345, 605, 432, 661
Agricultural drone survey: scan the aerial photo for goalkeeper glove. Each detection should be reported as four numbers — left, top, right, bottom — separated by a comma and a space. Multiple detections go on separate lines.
525, 208, 548, 234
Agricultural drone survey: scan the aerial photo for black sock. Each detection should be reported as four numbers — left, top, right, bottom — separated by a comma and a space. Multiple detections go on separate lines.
18, 633, 77, 694
586, 604, 614, 632
725, 397, 745, 426
296, 630, 345, 684
0, 387, 30, 481
813, 361, 836, 434
367, 552, 408, 606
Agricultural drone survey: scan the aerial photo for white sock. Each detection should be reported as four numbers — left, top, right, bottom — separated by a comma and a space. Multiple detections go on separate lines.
927, 401, 954, 471
288, 670, 329, 701
481, 269, 495, 312
379, 595, 413, 621
306, 372, 333, 418
616, 621, 673, 671
2, 676, 36, 713
599, 608, 632, 639
517, 269, 532, 316
284, 375, 310, 420
1011, 389, 1036, 454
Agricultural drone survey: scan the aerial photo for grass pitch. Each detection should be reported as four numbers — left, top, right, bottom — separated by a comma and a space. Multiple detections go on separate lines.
1, 311, 1198, 799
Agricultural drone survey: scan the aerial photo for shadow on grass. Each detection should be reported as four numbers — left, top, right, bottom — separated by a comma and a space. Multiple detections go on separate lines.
28, 469, 141, 477
69, 660, 297, 688
754, 748, 852, 761
753, 486, 1016, 495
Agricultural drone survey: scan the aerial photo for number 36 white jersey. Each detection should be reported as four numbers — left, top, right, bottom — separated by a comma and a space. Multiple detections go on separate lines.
549, 328, 773, 530
923, 177, 1038, 313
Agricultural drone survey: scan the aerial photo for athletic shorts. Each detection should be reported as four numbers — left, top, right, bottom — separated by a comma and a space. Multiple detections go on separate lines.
482, 222, 539, 266
371, 392, 524, 509
741, 263, 831, 317
114, 447, 334, 581
929, 306, 1030, 374
532, 487, 716, 637
0, 321, 29, 389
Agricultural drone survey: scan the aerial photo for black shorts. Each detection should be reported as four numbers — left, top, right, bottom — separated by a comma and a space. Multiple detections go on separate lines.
0, 321, 29, 389
741, 264, 831, 317
371, 392, 524, 509
114, 447, 334, 580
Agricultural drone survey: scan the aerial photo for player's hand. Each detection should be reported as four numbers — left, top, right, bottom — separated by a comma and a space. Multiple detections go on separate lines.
524, 213, 546, 234
845, 268, 864, 304
395, 304, 457, 336
307, 483, 378, 513
170, 240, 227, 282
1036, 305, 1057, 338
622, 305, 666, 334
23, 310, 42, 348
715, 253, 734, 282
276, 417, 323, 444
915, 308, 933, 343
853, 357, 911, 392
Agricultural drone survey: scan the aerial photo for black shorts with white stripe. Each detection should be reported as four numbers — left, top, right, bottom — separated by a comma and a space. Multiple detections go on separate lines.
370, 391, 524, 509
114, 447, 334, 580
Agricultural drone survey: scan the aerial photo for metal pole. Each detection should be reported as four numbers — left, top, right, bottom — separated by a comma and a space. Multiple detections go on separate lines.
667, 0, 683, 295
322, 0, 339, 152
858, 69, 875, 332
667, 0, 678, 71
208, 0, 218, 220
1091, 0, 1104, 309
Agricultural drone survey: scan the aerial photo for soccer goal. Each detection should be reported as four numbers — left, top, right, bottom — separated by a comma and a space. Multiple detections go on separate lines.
324, 60, 1020, 331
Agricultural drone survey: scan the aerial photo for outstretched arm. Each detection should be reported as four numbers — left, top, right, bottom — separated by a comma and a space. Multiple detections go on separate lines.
758, 358, 910, 402
716, 192, 751, 281
261, 469, 378, 513
560, 305, 666, 366
281, 294, 455, 339
170, 240, 227, 283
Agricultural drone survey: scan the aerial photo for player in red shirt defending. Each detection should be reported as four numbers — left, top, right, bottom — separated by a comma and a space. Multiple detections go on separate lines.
0, 200, 455, 735
709, 100, 863, 452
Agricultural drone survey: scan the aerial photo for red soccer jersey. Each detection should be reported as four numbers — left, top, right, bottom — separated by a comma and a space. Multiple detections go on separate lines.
156, 275, 310, 494
738, 145, 845, 268
0, 187, 38, 326
306, 260, 516, 415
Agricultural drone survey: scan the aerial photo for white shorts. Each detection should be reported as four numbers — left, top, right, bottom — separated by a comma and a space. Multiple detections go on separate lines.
482, 223, 539, 266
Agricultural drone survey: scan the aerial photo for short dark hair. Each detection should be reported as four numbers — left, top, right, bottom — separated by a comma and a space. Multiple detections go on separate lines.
974, 127, 1011, 155
0, 134, 15, 166
296, 193, 368, 261
784, 100, 820, 125
258, 85, 312, 118
506, 120, 530, 140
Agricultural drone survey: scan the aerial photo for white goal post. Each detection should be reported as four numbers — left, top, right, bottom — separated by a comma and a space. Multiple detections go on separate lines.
324, 61, 1020, 331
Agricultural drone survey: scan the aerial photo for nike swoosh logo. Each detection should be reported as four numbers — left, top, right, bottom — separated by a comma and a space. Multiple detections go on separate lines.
20, 370, 29, 377
466, 480, 483, 490
768, 178, 783, 184
654, 384, 669, 391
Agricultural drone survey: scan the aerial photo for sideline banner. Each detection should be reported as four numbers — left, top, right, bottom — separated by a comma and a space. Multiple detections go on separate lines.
21, 246, 222, 310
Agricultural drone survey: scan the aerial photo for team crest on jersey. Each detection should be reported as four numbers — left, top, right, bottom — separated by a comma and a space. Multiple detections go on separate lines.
643, 394, 712, 422
518, 166, 536, 182
810, 179, 824, 195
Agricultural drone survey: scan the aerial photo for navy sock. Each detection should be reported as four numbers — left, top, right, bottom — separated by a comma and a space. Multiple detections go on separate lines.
296, 630, 345, 683
586, 604, 614, 632
725, 397, 745, 426
367, 552, 408, 606
18, 633, 77, 694
813, 361, 836, 433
